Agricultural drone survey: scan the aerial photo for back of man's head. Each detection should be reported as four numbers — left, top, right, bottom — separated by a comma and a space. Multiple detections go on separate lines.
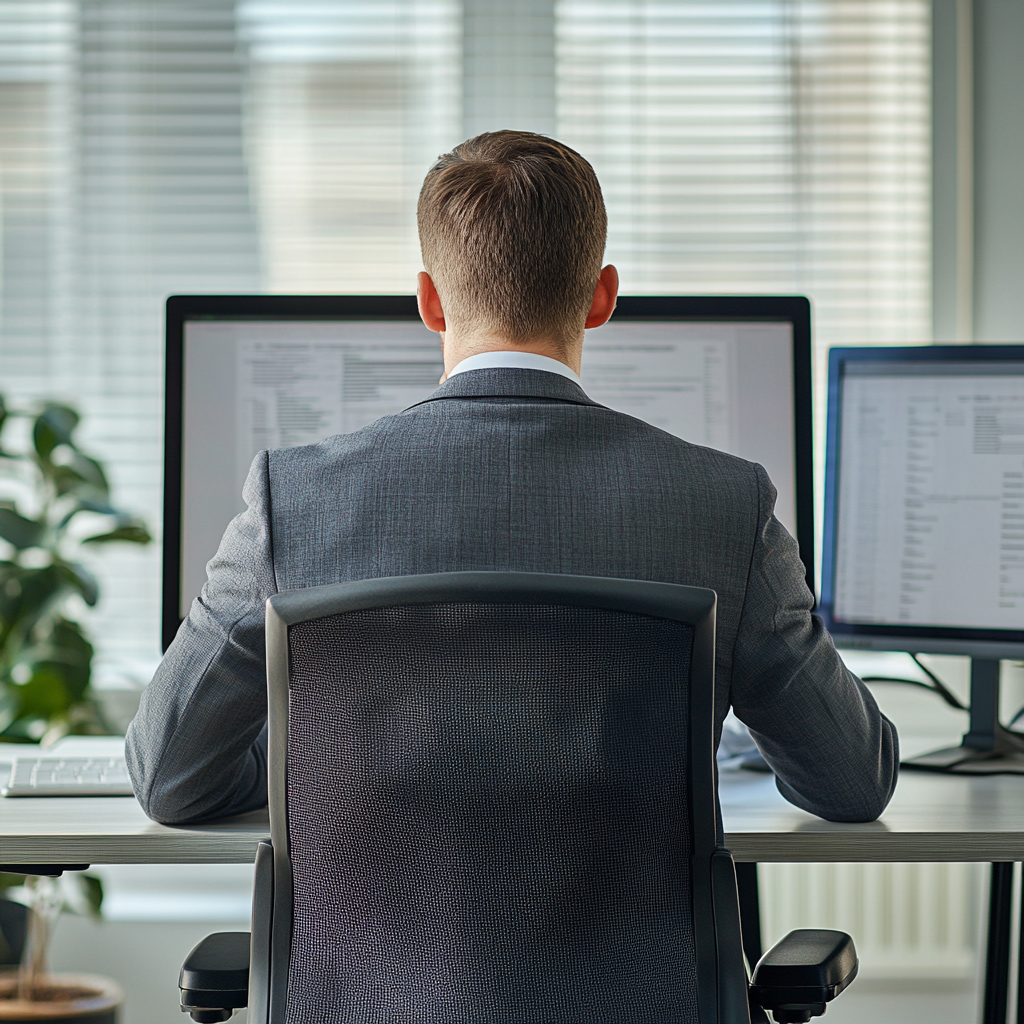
417, 131, 607, 349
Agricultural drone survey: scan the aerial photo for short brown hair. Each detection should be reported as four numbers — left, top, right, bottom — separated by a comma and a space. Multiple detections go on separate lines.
417, 131, 607, 347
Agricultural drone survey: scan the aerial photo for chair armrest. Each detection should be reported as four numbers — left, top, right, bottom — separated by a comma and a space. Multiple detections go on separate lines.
179, 931, 251, 1023
749, 929, 858, 1024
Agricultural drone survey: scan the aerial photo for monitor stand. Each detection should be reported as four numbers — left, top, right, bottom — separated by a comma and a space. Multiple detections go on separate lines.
902, 659, 1024, 774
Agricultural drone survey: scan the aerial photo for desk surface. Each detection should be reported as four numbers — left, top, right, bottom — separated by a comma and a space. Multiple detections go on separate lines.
0, 736, 271, 865
721, 769, 1024, 862
0, 795, 270, 864
3, 769, 1024, 866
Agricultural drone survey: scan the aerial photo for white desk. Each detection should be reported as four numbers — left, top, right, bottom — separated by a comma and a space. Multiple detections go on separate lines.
5, 752, 1023, 866
0, 796, 269, 865
4, 763, 1021, 863
721, 767, 1024, 862
0, 737, 270, 865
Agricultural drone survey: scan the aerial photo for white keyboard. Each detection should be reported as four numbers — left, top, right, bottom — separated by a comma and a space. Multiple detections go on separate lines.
1, 756, 134, 797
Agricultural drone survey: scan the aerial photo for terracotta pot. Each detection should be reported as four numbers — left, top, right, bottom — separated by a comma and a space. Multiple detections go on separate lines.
0, 973, 122, 1023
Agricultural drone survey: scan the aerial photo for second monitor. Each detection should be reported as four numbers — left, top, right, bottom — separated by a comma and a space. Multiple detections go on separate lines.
163, 295, 813, 649
819, 344, 1024, 772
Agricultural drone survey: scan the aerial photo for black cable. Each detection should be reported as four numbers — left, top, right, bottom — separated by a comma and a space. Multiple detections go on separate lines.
861, 653, 967, 711
860, 676, 963, 707
909, 653, 968, 710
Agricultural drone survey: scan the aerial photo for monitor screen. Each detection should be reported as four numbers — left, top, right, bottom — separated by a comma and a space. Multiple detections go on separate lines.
820, 345, 1024, 658
164, 295, 812, 649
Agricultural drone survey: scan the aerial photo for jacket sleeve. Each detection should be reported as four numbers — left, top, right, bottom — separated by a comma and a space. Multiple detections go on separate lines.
125, 451, 277, 824
729, 463, 900, 822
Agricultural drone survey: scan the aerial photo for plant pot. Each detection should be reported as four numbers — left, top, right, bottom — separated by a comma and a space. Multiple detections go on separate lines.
0, 902, 28, 967
0, 973, 122, 1023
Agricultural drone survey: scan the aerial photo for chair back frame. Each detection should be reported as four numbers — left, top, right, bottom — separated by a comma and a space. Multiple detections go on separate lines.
261, 571, 727, 1023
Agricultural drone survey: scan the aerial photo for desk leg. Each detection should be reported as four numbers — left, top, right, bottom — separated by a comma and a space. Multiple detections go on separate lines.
1016, 862, 1024, 1024
735, 861, 763, 969
984, 862, 1014, 1024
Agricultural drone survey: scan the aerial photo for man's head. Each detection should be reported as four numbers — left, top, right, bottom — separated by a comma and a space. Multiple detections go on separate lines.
417, 131, 612, 354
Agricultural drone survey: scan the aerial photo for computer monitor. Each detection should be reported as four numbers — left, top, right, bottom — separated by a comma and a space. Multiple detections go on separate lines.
163, 294, 813, 650
819, 345, 1024, 772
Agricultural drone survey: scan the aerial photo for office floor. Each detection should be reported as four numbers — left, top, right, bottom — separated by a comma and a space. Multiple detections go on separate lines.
827, 979, 979, 1024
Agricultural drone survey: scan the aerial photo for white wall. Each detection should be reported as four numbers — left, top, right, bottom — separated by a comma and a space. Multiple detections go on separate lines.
933, 0, 1024, 341
972, 0, 1024, 340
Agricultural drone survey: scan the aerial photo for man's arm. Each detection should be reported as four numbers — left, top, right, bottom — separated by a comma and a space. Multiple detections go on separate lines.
125, 452, 276, 824
730, 463, 899, 823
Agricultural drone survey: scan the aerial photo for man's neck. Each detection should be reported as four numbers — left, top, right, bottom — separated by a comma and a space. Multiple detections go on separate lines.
441, 333, 582, 380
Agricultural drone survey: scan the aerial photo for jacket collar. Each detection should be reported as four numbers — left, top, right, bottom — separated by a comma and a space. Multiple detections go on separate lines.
409, 367, 603, 409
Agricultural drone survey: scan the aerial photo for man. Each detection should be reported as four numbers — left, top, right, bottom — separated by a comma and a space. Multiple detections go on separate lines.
126, 131, 898, 825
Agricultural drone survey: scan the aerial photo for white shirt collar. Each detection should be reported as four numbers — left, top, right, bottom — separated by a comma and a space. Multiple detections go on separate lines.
447, 350, 581, 385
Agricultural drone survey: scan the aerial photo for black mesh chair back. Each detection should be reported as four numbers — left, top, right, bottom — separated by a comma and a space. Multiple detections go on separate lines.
259, 572, 745, 1024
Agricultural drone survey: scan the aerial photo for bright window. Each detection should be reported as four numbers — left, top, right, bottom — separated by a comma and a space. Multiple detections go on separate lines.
0, 0, 930, 675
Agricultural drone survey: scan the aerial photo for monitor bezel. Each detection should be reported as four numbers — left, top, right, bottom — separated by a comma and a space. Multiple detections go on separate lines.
163, 294, 814, 651
819, 344, 1024, 660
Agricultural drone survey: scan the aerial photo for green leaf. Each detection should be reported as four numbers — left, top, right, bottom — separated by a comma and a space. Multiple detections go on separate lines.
15, 617, 92, 663
0, 564, 75, 648
82, 521, 152, 546
9, 565, 68, 623
0, 508, 46, 550
66, 453, 108, 494
56, 498, 118, 531
52, 464, 98, 499
0, 396, 18, 459
9, 665, 73, 719
4, 620, 92, 723
62, 562, 100, 606
8, 619, 93, 698
46, 454, 109, 507
33, 404, 79, 462
46, 619, 94, 692
0, 689, 17, 734
0, 562, 25, 633
0, 716, 47, 741
0, 399, 23, 460
77, 873, 104, 919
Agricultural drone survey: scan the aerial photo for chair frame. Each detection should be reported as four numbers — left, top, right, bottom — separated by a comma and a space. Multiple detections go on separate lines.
254, 570, 753, 1023
181, 572, 856, 1024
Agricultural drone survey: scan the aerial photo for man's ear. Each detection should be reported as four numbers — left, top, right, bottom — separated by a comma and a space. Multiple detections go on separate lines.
584, 264, 619, 329
417, 271, 446, 332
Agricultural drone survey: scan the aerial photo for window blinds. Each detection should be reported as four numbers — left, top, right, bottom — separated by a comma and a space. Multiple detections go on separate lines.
0, 0, 930, 676
557, 0, 931, 343
0, 1, 263, 677
238, 2, 460, 292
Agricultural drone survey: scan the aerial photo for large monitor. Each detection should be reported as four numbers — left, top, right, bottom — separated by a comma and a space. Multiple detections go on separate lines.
819, 345, 1024, 771
163, 294, 813, 649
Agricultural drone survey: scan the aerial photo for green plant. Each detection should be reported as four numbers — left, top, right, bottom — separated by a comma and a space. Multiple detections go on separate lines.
0, 396, 151, 742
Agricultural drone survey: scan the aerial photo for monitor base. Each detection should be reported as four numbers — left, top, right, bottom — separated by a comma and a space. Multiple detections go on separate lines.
902, 745, 1024, 775
900, 659, 1024, 774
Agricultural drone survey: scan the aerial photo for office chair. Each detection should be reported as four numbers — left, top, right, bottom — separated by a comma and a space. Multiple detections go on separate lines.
178, 572, 857, 1024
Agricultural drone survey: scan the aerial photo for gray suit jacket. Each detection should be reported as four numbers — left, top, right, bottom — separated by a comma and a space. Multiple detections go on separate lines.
126, 368, 898, 824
